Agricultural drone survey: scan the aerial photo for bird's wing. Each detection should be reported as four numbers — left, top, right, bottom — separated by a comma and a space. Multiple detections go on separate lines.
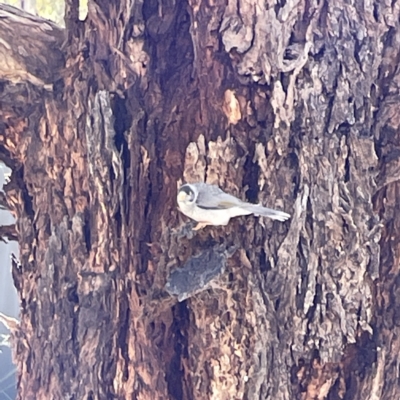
196, 184, 243, 210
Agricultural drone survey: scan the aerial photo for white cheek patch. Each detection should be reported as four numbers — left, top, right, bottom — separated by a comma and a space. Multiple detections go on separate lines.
177, 191, 188, 202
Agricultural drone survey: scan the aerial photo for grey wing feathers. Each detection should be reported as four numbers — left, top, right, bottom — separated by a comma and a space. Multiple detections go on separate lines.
193, 183, 290, 221
195, 183, 243, 210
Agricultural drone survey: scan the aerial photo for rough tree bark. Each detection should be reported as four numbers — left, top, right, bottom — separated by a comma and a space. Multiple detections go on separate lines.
0, 1, 399, 399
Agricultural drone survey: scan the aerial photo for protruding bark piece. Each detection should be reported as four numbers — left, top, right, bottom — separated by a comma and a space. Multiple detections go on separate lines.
166, 247, 230, 302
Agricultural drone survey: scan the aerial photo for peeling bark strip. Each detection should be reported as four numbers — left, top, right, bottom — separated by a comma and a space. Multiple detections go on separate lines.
85, 90, 126, 271
1, 1, 400, 399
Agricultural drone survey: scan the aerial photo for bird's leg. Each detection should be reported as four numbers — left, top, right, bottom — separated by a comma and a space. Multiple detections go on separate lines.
193, 222, 211, 231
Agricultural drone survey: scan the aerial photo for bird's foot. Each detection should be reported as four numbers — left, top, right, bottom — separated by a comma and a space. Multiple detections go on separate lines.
193, 222, 211, 231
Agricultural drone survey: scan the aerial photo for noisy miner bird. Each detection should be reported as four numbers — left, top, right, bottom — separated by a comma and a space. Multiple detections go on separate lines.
177, 182, 290, 230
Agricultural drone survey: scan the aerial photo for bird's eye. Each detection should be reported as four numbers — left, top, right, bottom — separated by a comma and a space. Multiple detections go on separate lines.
187, 191, 195, 202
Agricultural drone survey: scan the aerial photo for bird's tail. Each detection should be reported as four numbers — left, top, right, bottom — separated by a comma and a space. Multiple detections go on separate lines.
241, 204, 290, 222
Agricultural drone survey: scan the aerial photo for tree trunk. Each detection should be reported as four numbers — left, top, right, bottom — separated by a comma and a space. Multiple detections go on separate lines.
1, 1, 399, 399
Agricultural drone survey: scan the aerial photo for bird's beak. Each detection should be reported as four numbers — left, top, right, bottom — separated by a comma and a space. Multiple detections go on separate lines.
177, 191, 187, 202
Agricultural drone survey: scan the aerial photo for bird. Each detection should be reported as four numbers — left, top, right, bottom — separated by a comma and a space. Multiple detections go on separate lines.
177, 182, 290, 230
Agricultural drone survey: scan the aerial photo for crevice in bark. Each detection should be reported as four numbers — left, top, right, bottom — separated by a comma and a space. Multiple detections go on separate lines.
242, 146, 260, 203
304, 282, 320, 328
112, 96, 131, 156
344, 151, 351, 183
166, 302, 190, 400
67, 283, 79, 304
83, 209, 92, 253
117, 294, 130, 381
15, 168, 33, 220
296, 240, 308, 309
341, 331, 376, 399
258, 247, 269, 274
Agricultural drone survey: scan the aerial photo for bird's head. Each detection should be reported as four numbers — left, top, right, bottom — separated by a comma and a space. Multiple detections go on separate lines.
177, 183, 197, 206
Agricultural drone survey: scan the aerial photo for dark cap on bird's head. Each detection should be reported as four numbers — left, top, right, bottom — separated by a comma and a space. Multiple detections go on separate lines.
177, 184, 196, 203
